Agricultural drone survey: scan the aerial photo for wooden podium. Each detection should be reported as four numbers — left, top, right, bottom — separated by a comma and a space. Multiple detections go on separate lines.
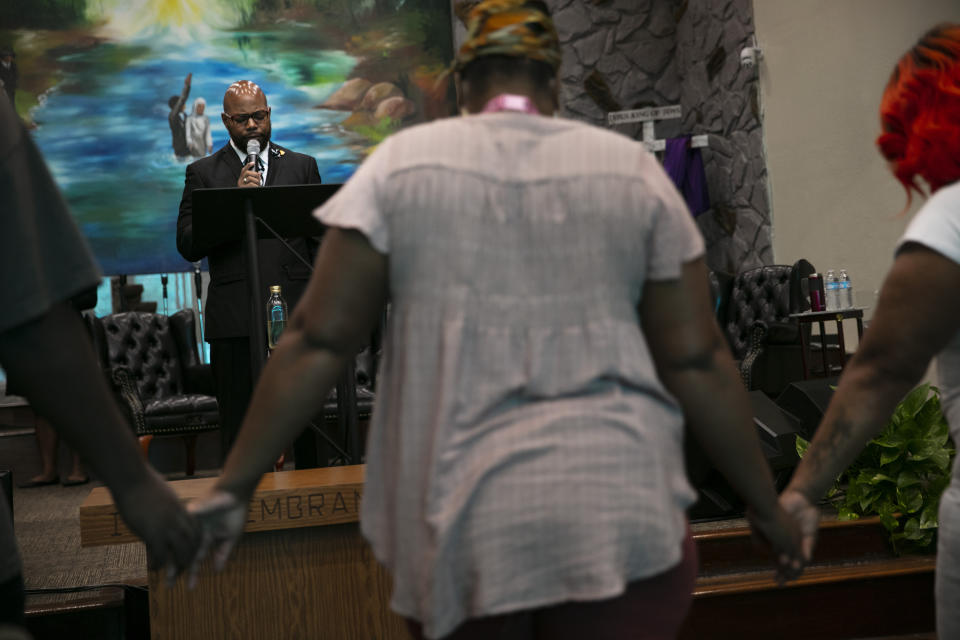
78, 466, 410, 640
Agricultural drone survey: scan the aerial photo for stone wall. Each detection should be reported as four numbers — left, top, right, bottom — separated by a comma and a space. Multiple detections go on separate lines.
451, 0, 771, 274
676, 0, 771, 272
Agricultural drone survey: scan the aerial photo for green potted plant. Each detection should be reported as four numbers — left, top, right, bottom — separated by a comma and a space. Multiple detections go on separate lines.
796, 383, 956, 552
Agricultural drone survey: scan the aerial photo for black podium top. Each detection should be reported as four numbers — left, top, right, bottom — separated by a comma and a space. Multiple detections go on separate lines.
191, 183, 340, 247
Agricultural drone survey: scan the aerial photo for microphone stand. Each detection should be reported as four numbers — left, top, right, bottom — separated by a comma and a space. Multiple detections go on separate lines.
251, 212, 360, 465
160, 273, 169, 316
193, 261, 206, 363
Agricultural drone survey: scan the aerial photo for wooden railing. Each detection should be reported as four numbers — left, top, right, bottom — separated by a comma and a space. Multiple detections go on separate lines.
680, 515, 936, 639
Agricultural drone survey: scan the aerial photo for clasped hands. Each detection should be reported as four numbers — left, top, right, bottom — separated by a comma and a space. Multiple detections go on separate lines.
129, 479, 247, 589
176, 489, 248, 588
747, 487, 820, 585
776, 487, 821, 576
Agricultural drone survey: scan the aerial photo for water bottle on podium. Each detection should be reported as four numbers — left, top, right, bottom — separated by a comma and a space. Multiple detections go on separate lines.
266, 285, 288, 352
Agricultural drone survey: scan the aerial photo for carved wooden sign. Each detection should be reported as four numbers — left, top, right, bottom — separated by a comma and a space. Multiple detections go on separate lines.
79, 466, 367, 547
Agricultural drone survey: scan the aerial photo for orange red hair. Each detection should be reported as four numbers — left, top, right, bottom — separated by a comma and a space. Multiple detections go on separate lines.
877, 23, 960, 200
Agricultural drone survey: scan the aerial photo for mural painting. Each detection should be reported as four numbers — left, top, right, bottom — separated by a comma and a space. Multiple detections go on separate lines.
2, 0, 455, 275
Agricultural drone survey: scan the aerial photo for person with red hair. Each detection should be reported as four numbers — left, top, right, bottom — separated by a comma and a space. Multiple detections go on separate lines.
781, 23, 960, 638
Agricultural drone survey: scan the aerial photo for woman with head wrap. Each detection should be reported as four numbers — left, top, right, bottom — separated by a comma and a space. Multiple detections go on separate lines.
781, 23, 960, 639
188, 2, 804, 637
185, 96, 212, 158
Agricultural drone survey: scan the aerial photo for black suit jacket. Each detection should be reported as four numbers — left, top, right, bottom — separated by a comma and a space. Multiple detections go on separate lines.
176, 142, 322, 341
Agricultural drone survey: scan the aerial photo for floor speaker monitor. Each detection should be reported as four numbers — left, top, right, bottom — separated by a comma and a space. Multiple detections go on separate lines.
775, 376, 838, 439
749, 391, 803, 471
688, 392, 805, 521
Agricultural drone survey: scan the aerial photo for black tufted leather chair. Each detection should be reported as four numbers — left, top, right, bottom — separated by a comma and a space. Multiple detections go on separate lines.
311, 325, 380, 465
266, 318, 381, 470
88, 310, 218, 476
721, 260, 816, 394
322, 347, 376, 424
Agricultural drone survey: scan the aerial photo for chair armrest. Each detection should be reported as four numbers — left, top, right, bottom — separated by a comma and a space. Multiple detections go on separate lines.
738, 322, 768, 390
763, 320, 799, 345
111, 367, 146, 434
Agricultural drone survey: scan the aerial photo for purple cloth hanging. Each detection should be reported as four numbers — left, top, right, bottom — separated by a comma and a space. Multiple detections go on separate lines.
663, 136, 710, 217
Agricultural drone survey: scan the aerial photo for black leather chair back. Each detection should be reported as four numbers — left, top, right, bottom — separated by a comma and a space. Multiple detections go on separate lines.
86, 309, 217, 474
95, 312, 187, 402
720, 259, 818, 392
724, 265, 796, 360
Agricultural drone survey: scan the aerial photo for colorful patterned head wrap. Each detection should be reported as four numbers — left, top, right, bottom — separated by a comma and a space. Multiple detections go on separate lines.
454, 0, 562, 73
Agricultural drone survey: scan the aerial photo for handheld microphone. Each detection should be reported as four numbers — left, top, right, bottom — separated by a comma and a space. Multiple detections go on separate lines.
245, 138, 261, 171
244, 138, 260, 168
243, 138, 260, 188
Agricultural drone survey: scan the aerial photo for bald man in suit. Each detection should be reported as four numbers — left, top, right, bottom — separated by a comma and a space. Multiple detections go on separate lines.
177, 80, 322, 466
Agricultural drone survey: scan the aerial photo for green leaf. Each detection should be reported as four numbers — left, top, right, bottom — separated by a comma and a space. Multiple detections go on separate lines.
897, 486, 923, 513
916, 399, 944, 435
868, 472, 896, 485
919, 503, 939, 530
795, 435, 810, 458
896, 470, 921, 487
902, 517, 925, 540
909, 439, 942, 461
916, 530, 936, 548
880, 447, 904, 466
873, 431, 907, 448
837, 507, 860, 521
929, 474, 951, 498
932, 427, 951, 448
898, 384, 931, 419
898, 419, 922, 442
930, 448, 952, 471
879, 509, 899, 532
855, 467, 881, 482
859, 488, 882, 512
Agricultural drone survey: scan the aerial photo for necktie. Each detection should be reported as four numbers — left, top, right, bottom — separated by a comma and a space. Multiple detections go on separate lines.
255, 156, 265, 186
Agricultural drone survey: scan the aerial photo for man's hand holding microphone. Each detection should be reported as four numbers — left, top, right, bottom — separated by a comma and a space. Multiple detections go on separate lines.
238, 139, 262, 188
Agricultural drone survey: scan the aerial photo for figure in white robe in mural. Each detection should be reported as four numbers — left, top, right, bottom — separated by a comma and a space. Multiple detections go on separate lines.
186, 96, 213, 158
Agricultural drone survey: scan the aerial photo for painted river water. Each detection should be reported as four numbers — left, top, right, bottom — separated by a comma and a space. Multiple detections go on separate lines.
31, 25, 363, 275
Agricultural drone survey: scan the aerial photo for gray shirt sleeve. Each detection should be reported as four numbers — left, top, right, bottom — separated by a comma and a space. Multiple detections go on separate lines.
0, 491, 19, 583
0, 96, 101, 333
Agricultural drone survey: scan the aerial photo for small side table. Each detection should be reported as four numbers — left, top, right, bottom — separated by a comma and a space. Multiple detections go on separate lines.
789, 308, 865, 379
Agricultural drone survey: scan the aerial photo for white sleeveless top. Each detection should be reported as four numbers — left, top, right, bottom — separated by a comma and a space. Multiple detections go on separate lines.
898, 180, 960, 447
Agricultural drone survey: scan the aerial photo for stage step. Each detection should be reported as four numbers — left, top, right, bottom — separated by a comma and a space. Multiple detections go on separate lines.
680, 515, 936, 639
25, 586, 126, 640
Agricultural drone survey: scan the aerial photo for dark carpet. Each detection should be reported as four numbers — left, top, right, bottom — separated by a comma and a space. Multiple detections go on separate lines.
1, 429, 221, 606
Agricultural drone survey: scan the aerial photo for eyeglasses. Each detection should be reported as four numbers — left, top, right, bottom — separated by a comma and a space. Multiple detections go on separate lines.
224, 109, 269, 125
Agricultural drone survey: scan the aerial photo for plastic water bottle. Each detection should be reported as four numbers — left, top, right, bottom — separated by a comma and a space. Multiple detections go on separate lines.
838, 269, 854, 309
824, 269, 839, 311
266, 285, 288, 350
